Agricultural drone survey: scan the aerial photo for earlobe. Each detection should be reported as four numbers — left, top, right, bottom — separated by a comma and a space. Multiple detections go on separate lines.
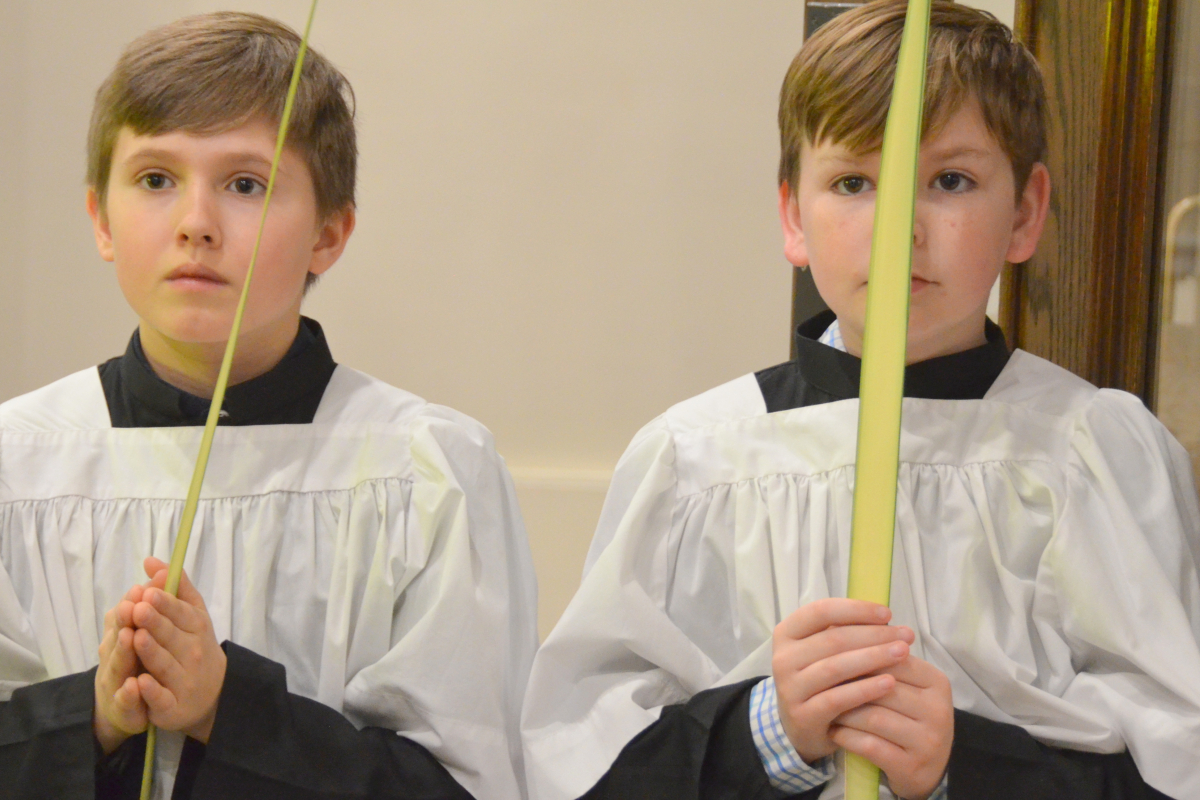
1006, 163, 1051, 264
86, 188, 116, 263
309, 207, 356, 277
778, 183, 810, 268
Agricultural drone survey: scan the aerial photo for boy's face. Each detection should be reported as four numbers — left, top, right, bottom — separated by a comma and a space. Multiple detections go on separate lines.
87, 118, 353, 361
779, 97, 1050, 363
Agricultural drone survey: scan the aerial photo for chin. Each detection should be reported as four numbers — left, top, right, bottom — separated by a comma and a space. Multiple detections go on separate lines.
146, 311, 237, 346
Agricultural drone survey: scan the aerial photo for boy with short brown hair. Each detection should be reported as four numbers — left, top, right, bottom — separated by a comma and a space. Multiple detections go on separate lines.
0, 12, 536, 800
522, 3, 1200, 799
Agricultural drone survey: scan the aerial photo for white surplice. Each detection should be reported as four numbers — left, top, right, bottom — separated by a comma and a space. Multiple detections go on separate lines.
0, 365, 538, 800
521, 350, 1200, 800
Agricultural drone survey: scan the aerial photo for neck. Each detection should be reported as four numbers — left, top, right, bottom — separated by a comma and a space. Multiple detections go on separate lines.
137, 318, 301, 399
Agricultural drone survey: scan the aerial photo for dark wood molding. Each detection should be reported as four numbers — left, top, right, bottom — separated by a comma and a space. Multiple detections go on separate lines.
791, 0, 867, 353
1003, 0, 1172, 400
1094, 0, 1173, 402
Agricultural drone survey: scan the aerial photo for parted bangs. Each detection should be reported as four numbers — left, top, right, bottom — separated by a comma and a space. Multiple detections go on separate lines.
779, 0, 1047, 197
87, 12, 356, 220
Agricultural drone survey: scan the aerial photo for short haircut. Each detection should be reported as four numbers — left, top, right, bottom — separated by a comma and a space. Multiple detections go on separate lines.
778, 0, 1047, 198
88, 11, 356, 221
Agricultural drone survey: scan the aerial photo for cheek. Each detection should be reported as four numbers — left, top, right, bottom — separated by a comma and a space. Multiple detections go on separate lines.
804, 199, 871, 265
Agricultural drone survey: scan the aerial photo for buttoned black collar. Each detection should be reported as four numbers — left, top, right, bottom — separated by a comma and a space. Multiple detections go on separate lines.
98, 317, 337, 428
756, 310, 1012, 413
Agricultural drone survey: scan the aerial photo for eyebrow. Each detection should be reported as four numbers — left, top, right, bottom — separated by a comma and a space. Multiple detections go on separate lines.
812, 151, 877, 167
925, 146, 991, 160
120, 147, 276, 172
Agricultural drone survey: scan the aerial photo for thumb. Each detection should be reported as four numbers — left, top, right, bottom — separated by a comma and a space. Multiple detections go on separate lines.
173, 566, 207, 611
143, 556, 169, 584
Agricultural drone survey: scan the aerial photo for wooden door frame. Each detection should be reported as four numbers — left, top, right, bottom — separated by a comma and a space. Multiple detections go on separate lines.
1002, 0, 1174, 403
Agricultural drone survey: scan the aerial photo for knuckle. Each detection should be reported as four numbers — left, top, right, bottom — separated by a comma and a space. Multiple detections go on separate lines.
809, 693, 836, 720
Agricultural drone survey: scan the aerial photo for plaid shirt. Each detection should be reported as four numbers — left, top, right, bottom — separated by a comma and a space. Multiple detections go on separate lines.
817, 317, 846, 352
749, 678, 948, 798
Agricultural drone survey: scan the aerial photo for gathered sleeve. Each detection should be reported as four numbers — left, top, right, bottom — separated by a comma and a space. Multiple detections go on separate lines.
522, 417, 762, 800
0, 507, 102, 800
1036, 390, 1200, 799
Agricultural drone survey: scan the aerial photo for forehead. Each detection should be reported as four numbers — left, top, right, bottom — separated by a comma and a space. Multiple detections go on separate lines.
803, 98, 1003, 166
110, 116, 274, 157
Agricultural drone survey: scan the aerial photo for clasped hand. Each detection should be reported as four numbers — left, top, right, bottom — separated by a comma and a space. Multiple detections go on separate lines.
93, 557, 226, 755
772, 598, 953, 800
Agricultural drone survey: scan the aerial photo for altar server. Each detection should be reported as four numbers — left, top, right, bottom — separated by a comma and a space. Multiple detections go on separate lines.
0, 13, 536, 799
522, 3, 1200, 798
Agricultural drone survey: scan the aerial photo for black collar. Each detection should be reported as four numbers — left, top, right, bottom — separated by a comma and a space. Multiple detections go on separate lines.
98, 317, 337, 428
756, 310, 1011, 413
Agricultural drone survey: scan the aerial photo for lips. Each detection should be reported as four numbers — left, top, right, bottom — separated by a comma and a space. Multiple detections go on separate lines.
166, 264, 229, 286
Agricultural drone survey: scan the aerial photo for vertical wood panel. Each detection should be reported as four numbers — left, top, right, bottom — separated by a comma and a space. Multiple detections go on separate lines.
1004, 0, 1171, 399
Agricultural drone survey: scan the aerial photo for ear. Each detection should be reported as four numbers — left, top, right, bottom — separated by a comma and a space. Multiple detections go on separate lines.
778, 182, 809, 268
1006, 162, 1050, 264
86, 187, 115, 262
308, 206, 356, 277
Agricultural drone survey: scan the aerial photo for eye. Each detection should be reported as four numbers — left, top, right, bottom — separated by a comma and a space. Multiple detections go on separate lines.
934, 171, 974, 193
833, 175, 873, 196
139, 172, 173, 190
229, 176, 265, 196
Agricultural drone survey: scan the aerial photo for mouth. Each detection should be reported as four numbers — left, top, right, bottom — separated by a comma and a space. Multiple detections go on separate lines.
910, 276, 935, 292
166, 263, 230, 289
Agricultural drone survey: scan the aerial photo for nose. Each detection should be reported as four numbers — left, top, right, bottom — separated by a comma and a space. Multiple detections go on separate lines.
912, 212, 926, 249
176, 184, 221, 248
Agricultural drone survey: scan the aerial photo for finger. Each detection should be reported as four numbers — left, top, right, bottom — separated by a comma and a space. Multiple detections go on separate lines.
132, 598, 183, 652
113, 675, 145, 715
114, 626, 140, 676
142, 586, 205, 636
115, 599, 137, 629
98, 626, 138, 691
877, 655, 950, 692
98, 623, 116, 665
777, 598, 892, 641
793, 640, 910, 700
171, 568, 208, 614
830, 723, 909, 774
779, 624, 915, 671
133, 626, 188, 691
851, 681, 925, 723
833, 703, 920, 748
137, 671, 178, 718
786, 673, 896, 728
143, 556, 169, 582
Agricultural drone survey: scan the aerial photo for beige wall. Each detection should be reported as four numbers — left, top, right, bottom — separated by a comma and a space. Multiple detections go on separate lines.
0, 0, 1013, 639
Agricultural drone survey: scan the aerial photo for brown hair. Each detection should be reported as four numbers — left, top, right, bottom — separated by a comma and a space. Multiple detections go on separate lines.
778, 0, 1047, 197
87, 11, 356, 222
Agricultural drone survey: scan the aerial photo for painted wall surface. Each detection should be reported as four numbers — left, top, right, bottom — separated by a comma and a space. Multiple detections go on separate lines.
1, 0, 1014, 638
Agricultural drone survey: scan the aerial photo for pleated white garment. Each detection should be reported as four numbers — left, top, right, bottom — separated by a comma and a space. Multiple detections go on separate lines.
521, 350, 1200, 800
0, 365, 538, 800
